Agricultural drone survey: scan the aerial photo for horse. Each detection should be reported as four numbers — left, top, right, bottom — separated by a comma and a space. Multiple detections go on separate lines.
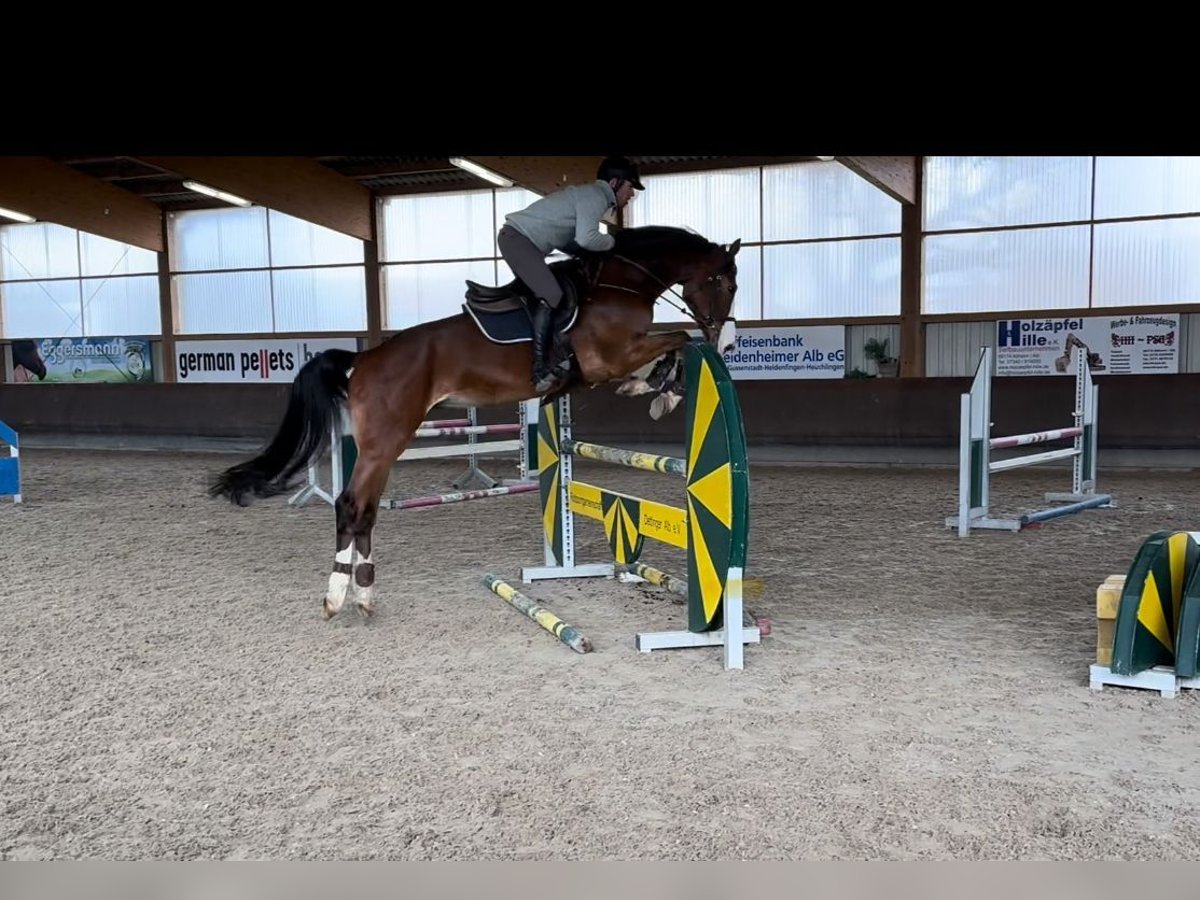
208, 224, 742, 620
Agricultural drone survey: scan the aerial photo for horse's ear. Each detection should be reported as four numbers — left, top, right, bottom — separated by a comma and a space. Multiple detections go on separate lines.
727, 239, 742, 257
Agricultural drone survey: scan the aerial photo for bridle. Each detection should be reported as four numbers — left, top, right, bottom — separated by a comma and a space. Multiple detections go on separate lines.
595, 253, 737, 335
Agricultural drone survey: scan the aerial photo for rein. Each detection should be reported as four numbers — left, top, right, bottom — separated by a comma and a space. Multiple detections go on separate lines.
595, 253, 734, 331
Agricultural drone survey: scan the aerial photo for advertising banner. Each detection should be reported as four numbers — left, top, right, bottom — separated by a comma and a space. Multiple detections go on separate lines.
721, 326, 846, 380
174, 338, 360, 383
11, 336, 153, 384
995, 315, 1179, 376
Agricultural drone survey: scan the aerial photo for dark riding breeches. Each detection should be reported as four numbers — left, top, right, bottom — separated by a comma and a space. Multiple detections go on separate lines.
497, 225, 563, 309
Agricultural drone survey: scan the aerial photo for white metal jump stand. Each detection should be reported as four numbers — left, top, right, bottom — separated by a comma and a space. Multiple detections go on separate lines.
946, 345, 1114, 537
288, 400, 540, 509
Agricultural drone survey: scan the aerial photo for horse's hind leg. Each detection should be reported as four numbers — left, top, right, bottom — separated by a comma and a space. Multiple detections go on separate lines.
324, 492, 358, 619
323, 451, 393, 620
348, 454, 393, 619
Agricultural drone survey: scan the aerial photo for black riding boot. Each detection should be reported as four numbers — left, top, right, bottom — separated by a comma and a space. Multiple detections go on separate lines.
530, 298, 557, 392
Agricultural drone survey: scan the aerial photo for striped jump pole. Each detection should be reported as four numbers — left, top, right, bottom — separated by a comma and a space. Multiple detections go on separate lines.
413, 423, 521, 439
946, 345, 1113, 536
564, 440, 687, 476
990, 426, 1082, 449
382, 482, 538, 510
617, 562, 689, 601
482, 575, 592, 654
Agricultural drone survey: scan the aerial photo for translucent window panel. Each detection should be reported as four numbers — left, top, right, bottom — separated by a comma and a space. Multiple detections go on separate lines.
1092, 217, 1200, 307
625, 170, 760, 244
653, 245, 762, 324
0, 222, 79, 280
171, 207, 270, 271
379, 192, 496, 262
175, 270, 272, 334
763, 238, 900, 318
79, 232, 157, 276
268, 210, 365, 267
494, 186, 552, 256
1, 280, 83, 338
81, 275, 161, 336
272, 266, 367, 332
1095, 157, 1200, 219
923, 225, 1090, 314
923, 157, 1092, 231
384, 260, 497, 329
496, 259, 515, 286
495, 187, 545, 220
763, 161, 900, 240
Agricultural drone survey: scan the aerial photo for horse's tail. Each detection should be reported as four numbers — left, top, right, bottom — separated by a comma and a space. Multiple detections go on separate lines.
209, 348, 359, 506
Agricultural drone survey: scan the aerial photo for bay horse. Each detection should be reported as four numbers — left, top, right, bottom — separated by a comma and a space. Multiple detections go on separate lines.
209, 225, 742, 619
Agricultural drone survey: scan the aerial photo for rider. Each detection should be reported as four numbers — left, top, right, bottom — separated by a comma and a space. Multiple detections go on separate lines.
498, 155, 645, 392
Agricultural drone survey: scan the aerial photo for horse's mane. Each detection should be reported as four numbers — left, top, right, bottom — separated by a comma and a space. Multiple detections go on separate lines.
610, 225, 714, 260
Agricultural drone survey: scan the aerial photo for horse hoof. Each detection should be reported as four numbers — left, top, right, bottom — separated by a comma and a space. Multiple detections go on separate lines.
617, 378, 653, 397
322, 598, 337, 620
649, 391, 683, 420
356, 602, 374, 620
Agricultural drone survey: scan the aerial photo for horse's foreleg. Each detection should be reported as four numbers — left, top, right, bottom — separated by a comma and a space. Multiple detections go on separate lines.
649, 351, 687, 421
587, 331, 690, 385
581, 329, 692, 419
615, 353, 678, 397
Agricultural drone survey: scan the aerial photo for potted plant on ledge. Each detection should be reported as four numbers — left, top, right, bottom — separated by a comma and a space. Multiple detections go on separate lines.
864, 337, 899, 377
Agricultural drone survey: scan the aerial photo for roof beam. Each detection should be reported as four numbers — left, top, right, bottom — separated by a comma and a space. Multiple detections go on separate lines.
462, 156, 605, 196
323, 159, 459, 179
0, 157, 165, 251
838, 156, 919, 206
637, 155, 816, 176
138, 156, 373, 241
55, 157, 172, 182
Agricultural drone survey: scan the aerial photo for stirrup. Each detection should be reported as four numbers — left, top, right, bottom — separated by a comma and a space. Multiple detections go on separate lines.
532, 359, 568, 393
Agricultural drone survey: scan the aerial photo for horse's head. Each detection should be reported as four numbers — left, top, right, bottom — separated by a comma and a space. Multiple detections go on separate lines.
606, 226, 743, 355
12, 339, 47, 381
681, 239, 741, 354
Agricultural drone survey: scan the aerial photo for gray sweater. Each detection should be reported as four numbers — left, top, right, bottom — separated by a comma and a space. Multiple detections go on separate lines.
504, 180, 617, 254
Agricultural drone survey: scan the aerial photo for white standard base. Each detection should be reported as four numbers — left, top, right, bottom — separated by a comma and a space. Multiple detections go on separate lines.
637, 627, 761, 652
1088, 664, 1200, 698
944, 515, 1022, 532
289, 467, 335, 508
520, 564, 615, 583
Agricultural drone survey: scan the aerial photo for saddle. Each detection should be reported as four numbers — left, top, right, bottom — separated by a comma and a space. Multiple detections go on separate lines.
462, 257, 587, 346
